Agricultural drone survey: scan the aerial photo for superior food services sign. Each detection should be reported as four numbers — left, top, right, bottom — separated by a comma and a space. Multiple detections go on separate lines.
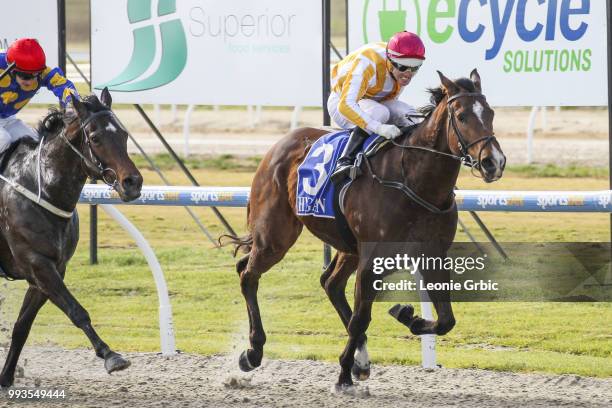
91, 0, 322, 106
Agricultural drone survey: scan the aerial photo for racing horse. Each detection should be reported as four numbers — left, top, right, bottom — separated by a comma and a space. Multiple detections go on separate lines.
0, 89, 143, 388
224, 70, 505, 389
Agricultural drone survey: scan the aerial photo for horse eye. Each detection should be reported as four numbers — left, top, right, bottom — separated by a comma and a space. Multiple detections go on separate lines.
457, 113, 467, 123
90, 132, 101, 144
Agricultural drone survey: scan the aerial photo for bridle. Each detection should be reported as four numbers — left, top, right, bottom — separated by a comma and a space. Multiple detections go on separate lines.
446, 92, 498, 171
60, 109, 120, 188
361, 91, 501, 214
0, 108, 123, 220
391, 92, 498, 173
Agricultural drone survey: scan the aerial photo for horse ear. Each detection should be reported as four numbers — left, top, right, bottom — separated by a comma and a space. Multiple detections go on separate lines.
470, 68, 482, 92
437, 70, 459, 96
70, 96, 88, 120
100, 87, 112, 108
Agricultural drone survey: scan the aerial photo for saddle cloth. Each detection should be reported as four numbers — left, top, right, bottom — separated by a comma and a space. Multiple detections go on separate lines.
296, 130, 379, 218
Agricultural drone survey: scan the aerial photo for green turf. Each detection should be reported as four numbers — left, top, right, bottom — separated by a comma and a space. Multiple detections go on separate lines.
1, 165, 610, 378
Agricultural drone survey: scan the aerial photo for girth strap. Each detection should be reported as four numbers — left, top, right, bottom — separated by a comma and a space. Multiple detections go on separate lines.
362, 155, 455, 215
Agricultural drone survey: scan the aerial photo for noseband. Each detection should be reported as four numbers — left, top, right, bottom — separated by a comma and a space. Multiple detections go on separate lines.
446, 92, 498, 171
61, 109, 119, 188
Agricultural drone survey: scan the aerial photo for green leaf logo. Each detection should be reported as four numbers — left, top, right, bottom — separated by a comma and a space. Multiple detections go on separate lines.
363, 0, 422, 43
96, 0, 187, 92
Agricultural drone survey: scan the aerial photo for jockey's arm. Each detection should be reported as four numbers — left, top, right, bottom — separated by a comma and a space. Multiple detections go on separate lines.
337, 59, 380, 133
40, 67, 80, 107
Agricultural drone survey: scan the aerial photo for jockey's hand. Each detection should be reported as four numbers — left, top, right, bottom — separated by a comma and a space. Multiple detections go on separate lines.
376, 124, 402, 139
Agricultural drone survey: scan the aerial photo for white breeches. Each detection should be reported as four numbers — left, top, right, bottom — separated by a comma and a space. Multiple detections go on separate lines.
0, 116, 39, 154
327, 93, 421, 132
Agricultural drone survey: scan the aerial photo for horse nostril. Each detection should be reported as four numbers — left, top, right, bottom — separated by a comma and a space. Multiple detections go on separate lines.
122, 175, 142, 191
481, 157, 496, 172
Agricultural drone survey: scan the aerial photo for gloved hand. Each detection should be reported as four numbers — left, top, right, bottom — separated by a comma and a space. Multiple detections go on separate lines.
376, 124, 402, 139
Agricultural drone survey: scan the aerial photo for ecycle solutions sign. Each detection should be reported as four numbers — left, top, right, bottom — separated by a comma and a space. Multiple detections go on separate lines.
349, 0, 607, 106
91, 0, 322, 106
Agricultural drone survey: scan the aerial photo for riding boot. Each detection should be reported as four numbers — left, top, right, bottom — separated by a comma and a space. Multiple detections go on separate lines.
330, 127, 369, 183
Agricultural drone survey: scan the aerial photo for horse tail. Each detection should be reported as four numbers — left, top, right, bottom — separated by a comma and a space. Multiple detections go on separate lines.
218, 200, 253, 256
218, 233, 253, 257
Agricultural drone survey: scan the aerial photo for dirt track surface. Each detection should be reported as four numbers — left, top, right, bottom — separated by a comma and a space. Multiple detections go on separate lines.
0, 346, 610, 408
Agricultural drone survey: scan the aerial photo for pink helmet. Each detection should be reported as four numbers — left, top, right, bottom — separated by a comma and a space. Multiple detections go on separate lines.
387, 31, 425, 67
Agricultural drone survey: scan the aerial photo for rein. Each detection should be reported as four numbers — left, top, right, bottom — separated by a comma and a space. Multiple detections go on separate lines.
362, 155, 455, 214
362, 92, 497, 214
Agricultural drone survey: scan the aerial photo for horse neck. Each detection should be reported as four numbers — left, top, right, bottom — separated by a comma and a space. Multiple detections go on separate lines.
35, 128, 89, 211
389, 102, 460, 207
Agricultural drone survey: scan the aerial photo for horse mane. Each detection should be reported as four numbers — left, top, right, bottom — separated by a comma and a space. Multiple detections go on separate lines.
418, 77, 477, 118
37, 108, 65, 137
36, 94, 105, 138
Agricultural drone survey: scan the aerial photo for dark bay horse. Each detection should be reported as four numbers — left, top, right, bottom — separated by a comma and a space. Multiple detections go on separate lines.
225, 70, 505, 389
0, 89, 143, 388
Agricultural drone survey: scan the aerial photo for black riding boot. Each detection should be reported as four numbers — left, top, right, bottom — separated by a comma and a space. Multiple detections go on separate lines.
331, 127, 369, 183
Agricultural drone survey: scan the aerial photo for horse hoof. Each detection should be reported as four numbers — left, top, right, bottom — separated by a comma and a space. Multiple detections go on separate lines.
105, 353, 131, 374
238, 350, 256, 372
389, 304, 415, 328
408, 317, 427, 335
351, 362, 371, 381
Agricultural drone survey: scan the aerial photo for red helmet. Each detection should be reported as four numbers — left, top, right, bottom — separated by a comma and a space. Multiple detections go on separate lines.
6, 38, 46, 73
387, 31, 425, 67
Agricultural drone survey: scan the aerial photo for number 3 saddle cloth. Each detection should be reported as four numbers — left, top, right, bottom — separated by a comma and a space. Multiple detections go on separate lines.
296, 130, 381, 218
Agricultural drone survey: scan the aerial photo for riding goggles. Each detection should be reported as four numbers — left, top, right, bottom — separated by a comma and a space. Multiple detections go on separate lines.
14, 71, 39, 80
389, 59, 421, 73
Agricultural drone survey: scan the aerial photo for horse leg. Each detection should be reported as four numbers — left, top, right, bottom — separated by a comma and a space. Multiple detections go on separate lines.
392, 251, 456, 336
238, 242, 293, 371
238, 218, 303, 371
320, 252, 370, 380
0, 287, 47, 388
30, 258, 130, 374
430, 299, 455, 335
336, 262, 375, 388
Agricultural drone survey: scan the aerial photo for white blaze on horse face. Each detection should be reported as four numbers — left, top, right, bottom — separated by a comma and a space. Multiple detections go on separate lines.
106, 123, 118, 133
472, 101, 485, 126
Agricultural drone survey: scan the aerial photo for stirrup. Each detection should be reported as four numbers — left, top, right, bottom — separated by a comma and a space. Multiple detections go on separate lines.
349, 153, 364, 180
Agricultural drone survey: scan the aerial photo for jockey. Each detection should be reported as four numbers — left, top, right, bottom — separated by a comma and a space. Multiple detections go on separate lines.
0, 38, 79, 154
329, 31, 425, 181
